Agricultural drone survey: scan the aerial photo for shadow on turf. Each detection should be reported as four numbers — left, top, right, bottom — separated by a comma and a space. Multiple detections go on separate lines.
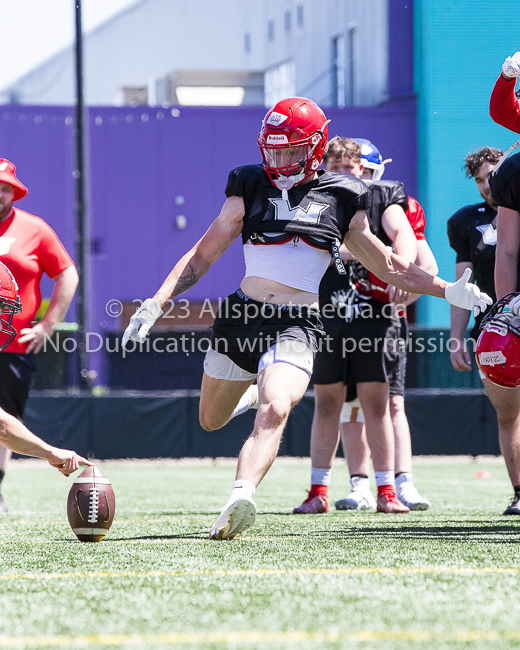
282, 521, 520, 543
106, 533, 208, 541
92, 521, 520, 544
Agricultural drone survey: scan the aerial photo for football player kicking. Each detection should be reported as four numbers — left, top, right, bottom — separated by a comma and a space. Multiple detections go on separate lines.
124, 97, 491, 540
0, 262, 91, 477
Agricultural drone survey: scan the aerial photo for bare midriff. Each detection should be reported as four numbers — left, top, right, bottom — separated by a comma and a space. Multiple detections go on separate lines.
240, 276, 319, 309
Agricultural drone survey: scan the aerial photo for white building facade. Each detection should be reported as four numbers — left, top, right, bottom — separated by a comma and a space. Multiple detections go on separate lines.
0, 0, 388, 108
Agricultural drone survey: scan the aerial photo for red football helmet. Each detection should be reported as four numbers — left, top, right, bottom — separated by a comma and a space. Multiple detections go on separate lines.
258, 97, 329, 192
476, 293, 520, 388
0, 262, 21, 351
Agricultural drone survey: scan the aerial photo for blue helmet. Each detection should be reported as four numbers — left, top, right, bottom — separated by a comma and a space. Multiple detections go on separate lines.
353, 138, 392, 180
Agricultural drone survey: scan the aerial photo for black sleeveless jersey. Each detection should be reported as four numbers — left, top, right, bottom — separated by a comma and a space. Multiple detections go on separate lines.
225, 164, 370, 251
489, 151, 520, 210
318, 179, 408, 307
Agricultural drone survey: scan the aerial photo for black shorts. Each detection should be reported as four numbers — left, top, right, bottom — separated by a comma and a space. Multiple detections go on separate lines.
0, 352, 37, 418
389, 316, 408, 397
312, 308, 402, 386
211, 289, 324, 375
342, 316, 408, 400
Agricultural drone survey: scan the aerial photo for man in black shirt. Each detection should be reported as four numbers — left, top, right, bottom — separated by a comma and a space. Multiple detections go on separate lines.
449, 146, 520, 515
448, 147, 503, 367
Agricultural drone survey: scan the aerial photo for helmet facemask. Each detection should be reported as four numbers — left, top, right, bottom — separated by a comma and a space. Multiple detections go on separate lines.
258, 98, 329, 198
258, 130, 327, 194
0, 294, 21, 351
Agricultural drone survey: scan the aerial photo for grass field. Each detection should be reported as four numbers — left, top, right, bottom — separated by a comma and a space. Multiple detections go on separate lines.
1, 457, 520, 650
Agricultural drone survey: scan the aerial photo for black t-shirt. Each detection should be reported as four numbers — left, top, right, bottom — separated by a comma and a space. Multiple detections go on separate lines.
447, 202, 498, 304
447, 200, 520, 334
319, 179, 408, 307
489, 151, 520, 210
362, 180, 408, 248
225, 164, 370, 250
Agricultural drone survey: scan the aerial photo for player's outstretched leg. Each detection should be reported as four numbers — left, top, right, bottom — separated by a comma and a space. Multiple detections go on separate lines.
210, 361, 310, 539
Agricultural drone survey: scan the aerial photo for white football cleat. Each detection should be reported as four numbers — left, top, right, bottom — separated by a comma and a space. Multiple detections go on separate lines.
209, 498, 257, 540
396, 482, 431, 511
335, 489, 376, 511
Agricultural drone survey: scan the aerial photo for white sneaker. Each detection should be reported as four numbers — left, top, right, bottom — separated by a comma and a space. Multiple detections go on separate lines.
396, 483, 431, 511
335, 489, 376, 511
209, 498, 257, 540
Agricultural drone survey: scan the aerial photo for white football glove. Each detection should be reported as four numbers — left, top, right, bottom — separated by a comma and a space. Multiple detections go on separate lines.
122, 298, 163, 347
444, 268, 493, 316
509, 294, 520, 315
502, 51, 520, 78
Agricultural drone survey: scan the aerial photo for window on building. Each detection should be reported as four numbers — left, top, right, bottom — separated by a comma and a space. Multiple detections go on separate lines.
244, 32, 251, 53
268, 20, 275, 41
264, 61, 296, 107
331, 35, 346, 107
296, 4, 303, 27
347, 28, 356, 105
284, 11, 291, 32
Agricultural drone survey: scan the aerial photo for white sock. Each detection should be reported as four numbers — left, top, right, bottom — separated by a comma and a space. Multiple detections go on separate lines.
224, 479, 256, 510
395, 472, 413, 487
350, 475, 370, 492
230, 385, 258, 419
375, 471, 394, 487
311, 467, 332, 486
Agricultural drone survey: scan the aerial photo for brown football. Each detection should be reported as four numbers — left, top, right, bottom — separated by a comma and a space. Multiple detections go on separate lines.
67, 465, 116, 542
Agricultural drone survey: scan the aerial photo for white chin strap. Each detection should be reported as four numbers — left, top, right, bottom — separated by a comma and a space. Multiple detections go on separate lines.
273, 171, 306, 200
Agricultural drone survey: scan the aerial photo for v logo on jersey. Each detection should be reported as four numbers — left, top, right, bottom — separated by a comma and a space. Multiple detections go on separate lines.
268, 197, 327, 225
476, 223, 497, 246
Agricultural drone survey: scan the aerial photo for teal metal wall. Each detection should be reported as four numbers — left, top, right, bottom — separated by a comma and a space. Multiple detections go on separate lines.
414, 0, 519, 326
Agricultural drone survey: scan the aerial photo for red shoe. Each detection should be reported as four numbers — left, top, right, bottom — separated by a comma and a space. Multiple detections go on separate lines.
293, 492, 329, 514
377, 487, 410, 513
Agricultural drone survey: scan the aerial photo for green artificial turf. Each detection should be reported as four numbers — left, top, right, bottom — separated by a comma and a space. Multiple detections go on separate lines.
1, 458, 519, 649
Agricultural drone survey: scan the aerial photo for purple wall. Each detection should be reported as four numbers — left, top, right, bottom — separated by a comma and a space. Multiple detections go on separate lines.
0, 101, 416, 341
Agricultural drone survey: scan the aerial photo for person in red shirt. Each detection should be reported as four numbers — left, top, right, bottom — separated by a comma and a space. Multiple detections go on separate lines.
0, 159, 80, 512
490, 52, 520, 134
0, 260, 90, 476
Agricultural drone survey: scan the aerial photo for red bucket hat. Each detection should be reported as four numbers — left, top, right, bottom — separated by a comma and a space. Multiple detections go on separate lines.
0, 159, 28, 201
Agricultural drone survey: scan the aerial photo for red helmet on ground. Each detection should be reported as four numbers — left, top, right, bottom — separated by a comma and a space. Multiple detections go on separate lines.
258, 97, 329, 192
0, 262, 21, 351
476, 293, 520, 388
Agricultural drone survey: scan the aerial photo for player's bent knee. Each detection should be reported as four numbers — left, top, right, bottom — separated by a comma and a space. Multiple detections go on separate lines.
259, 397, 291, 428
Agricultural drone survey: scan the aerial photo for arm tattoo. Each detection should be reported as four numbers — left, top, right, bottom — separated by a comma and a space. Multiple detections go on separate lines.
172, 262, 199, 297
